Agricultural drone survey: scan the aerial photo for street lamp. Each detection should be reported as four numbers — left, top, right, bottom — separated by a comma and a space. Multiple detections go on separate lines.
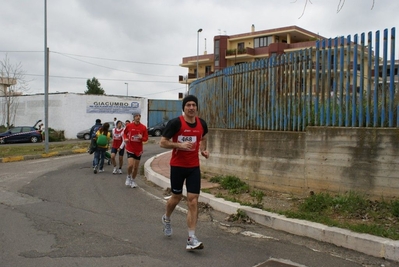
196, 28, 202, 79
125, 82, 128, 96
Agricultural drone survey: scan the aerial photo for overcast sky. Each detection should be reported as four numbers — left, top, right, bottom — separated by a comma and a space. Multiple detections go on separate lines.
0, 0, 397, 100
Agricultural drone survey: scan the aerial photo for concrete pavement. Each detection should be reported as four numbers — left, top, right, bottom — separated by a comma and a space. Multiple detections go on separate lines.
145, 151, 399, 262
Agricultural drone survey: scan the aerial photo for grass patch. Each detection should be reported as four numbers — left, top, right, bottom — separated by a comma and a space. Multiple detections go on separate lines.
206, 174, 399, 240
0, 141, 89, 158
210, 175, 250, 194
281, 191, 399, 240
209, 175, 263, 209
250, 190, 265, 203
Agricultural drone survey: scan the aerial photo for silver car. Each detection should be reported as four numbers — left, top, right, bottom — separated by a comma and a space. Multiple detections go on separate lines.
76, 121, 118, 140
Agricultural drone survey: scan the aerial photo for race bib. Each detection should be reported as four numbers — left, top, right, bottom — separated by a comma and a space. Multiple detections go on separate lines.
113, 133, 122, 140
131, 134, 141, 142
177, 135, 197, 151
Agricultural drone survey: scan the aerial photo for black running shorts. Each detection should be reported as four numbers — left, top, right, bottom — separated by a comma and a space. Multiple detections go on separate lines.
170, 166, 201, 194
126, 152, 141, 160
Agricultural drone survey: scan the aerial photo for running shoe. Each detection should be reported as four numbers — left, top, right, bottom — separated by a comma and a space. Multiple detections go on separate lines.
118, 168, 123, 174
112, 167, 117, 174
186, 235, 204, 250
125, 176, 132, 187
130, 180, 138, 188
93, 165, 98, 174
99, 169, 104, 173
162, 215, 172, 237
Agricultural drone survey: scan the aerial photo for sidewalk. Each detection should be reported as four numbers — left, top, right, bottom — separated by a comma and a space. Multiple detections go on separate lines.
146, 151, 399, 262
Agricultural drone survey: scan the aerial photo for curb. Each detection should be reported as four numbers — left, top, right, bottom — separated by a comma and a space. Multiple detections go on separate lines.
0, 139, 157, 163
0, 148, 87, 163
144, 155, 399, 262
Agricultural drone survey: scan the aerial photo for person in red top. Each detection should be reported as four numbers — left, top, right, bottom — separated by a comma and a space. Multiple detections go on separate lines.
111, 120, 125, 174
160, 95, 209, 251
123, 112, 148, 188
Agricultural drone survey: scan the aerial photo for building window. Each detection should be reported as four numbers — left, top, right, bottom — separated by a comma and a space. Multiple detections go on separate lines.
214, 40, 220, 67
254, 36, 273, 48
237, 42, 245, 53
205, 65, 212, 75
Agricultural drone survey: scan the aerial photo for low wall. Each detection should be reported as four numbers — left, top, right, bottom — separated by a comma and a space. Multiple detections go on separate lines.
1, 93, 147, 139
200, 127, 399, 199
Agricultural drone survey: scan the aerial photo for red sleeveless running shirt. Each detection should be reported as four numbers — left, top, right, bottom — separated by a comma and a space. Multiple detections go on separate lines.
170, 116, 203, 168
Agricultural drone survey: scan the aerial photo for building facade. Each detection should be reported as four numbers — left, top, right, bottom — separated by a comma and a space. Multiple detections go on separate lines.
179, 25, 322, 85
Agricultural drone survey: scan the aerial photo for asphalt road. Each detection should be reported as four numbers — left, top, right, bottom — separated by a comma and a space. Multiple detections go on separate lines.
0, 142, 396, 267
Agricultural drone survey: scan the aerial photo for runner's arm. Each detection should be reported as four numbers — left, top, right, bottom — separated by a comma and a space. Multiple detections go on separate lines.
160, 136, 193, 150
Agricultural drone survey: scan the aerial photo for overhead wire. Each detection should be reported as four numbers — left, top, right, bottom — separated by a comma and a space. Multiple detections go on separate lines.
51, 51, 180, 67
51, 51, 178, 78
0, 49, 187, 97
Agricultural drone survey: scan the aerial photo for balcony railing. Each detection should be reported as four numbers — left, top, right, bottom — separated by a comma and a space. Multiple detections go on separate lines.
226, 47, 255, 56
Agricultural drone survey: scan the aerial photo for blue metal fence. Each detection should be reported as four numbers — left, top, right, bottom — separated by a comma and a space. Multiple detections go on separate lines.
190, 28, 398, 131
147, 99, 182, 127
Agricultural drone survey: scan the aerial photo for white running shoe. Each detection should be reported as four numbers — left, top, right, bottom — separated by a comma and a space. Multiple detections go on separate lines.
118, 168, 123, 174
99, 169, 104, 173
186, 235, 204, 250
130, 180, 137, 188
112, 167, 117, 174
93, 166, 98, 174
162, 215, 172, 237
125, 176, 132, 187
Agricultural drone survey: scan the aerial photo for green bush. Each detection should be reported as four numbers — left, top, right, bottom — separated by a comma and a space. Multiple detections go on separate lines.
392, 200, 399, 217
219, 175, 250, 194
299, 192, 333, 213
48, 128, 65, 142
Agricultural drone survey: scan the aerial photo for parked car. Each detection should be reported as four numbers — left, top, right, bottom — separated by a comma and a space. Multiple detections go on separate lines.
147, 121, 168, 137
76, 121, 119, 140
0, 126, 42, 144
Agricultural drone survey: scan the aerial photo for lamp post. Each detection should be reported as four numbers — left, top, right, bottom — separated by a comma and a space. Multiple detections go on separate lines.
196, 28, 202, 79
125, 82, 128, 96
44, 0, 49, 152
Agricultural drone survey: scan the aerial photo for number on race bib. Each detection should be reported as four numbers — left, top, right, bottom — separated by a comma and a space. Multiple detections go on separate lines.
182, 136, 192, 142
177, 135, 197, 151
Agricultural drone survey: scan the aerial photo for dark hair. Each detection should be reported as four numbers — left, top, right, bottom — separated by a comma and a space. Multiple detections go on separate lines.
96, 119, 101, 123
101, 123, 110, 134
125, 120, 130, 123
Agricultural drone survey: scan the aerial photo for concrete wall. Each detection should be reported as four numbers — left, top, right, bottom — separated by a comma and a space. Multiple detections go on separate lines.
1, 93, 147, 139
201, 127, 399, 199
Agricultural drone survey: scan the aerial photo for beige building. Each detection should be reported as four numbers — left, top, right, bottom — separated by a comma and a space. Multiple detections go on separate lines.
179, 25, 323, 85
178, 25, 386, 97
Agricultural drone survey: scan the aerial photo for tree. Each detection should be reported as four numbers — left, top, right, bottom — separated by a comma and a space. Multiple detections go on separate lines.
0, 55, 29, 128
84, 77, 105, 95
296, 0, 376, 19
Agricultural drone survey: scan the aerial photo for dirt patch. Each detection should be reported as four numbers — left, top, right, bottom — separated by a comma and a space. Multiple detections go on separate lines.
203, 184, 300, 213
